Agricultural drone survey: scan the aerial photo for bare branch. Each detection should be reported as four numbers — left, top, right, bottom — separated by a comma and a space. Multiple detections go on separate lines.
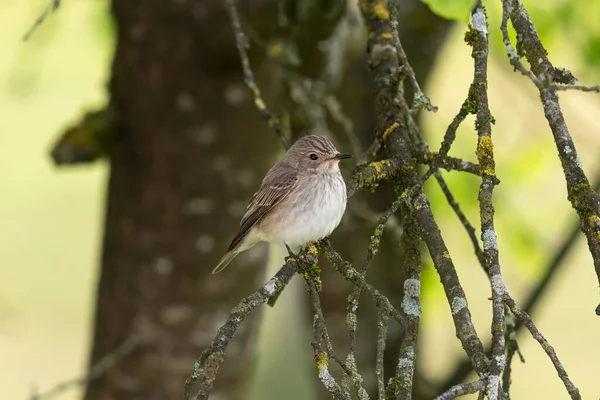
23, 0, 61, 41
468, 4, 506, 399
224, 0, 290, 149
504, 295, 581, 399
387, 0, 437, 113
433, 380, 485, 400
502, 0, 600, 308
304, 271, 352, 400
501, 309, 525, 396
30, 334, 139, 400
183, 254, 307, 400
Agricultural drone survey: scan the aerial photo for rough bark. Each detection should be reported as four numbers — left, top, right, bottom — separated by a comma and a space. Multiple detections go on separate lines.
315, 2, 452, 397
84, 1, 280, 399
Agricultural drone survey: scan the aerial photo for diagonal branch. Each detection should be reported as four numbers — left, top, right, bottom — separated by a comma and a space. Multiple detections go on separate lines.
504, 294, 581, 399
224, 0, 290, 149
183, 254, 307, 400
502, 0, 600, 309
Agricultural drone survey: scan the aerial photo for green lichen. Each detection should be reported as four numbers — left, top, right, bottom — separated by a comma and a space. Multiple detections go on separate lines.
369, 224, 385, 252
570, 183, 591, 198
315, 351, 329, 371
372, 2, 390, 21
465, 97, 477, 115
477, 136, 495, 176
588, 215, 600, 227
464, 25, 479, 47
368, 159, 392, 174
424, 151, 438, 161
385, 379, 398, 397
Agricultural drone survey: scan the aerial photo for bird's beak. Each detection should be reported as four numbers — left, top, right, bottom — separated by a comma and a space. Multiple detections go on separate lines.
334, 153, 352, 160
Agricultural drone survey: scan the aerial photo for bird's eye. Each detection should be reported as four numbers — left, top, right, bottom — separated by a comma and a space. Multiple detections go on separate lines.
309, 153, 318, 160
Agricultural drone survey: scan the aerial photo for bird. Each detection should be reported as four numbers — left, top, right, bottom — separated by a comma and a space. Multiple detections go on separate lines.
212, 135, 352, 274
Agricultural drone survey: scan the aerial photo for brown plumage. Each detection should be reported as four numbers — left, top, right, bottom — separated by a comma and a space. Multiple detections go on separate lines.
212, 135, 351, 274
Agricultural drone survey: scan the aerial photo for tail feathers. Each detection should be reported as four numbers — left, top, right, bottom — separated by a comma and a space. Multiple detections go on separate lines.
212, 250, 239, 274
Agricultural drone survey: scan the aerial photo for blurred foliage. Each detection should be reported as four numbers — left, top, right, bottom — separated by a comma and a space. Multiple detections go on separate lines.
419, 0, 472, 22
50, 108, 113, 166
422, 0, 600, 79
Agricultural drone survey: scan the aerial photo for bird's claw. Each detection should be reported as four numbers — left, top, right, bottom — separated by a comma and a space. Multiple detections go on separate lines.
284, 243, 299, 261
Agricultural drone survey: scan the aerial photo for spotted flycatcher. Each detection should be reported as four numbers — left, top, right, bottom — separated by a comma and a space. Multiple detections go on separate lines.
212, 135, 352, 273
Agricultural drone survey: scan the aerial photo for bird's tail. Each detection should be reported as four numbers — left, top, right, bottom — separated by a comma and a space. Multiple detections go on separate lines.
212, 250, 239, 274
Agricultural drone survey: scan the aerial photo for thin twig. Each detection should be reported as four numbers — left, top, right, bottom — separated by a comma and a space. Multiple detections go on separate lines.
345, 199, 403, 396
304, 271, 352, 400
183, 254, 309, 400
224, 0, 290, 149
434, 168, 600, 393
321, 239, 406, 327
30, 334, 139, 400
388, 0, 437, 112
434, 172, 486, 270
23, 0, 61, 41
324, 95, 363, 157
504, 294, 581, 400
375, 306, 389, 399
551, 83, 600, 93
501, 308, 524, 395
348, 200, 404, 246
418, 153, 481, 177
420, 97, 471, 184
433, 380, 485, 400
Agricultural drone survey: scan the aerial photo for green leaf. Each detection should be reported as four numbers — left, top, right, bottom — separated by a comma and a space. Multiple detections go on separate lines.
420, 0, 473, 22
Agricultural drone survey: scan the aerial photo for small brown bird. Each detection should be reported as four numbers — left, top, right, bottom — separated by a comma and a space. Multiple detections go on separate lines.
212, 135, 352, 274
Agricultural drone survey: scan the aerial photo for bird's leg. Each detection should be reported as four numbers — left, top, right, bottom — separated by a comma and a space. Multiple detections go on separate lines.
268, 243, 299, 308
284, 243, 299, 260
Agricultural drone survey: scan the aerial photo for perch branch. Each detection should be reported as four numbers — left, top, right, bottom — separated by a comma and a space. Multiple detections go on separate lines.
183, 254, 309, 400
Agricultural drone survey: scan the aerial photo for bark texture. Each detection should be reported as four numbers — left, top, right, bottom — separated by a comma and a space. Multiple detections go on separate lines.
84, 1, 280, 399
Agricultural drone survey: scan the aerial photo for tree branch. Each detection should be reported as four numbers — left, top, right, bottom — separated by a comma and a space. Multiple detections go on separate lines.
468, 4, 506, 398
360, 0, 487, 375
503, 0, 600, 310
22, 0, 61, 41
433, 380, 485, 400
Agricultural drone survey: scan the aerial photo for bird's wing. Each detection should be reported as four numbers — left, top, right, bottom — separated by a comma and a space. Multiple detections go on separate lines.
227, 166, 299, 252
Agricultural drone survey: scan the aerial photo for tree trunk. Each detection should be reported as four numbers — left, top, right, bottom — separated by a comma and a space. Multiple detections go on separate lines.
84, 1, 280, 399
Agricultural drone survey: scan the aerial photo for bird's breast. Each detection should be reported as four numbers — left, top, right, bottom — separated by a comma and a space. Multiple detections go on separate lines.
272, 173, 347, 247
